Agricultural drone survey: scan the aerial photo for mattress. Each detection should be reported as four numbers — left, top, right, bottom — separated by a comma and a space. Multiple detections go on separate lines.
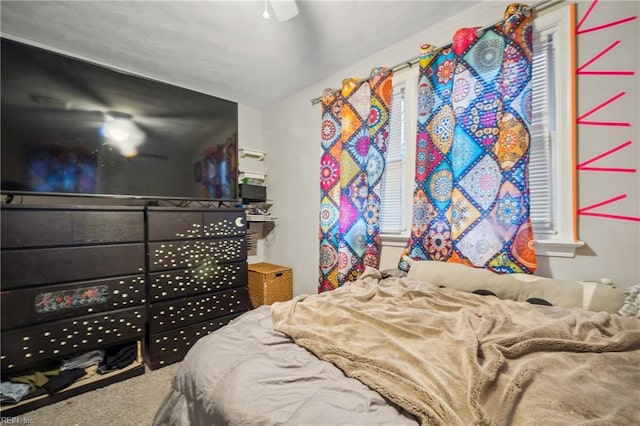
152, 305, 417, 425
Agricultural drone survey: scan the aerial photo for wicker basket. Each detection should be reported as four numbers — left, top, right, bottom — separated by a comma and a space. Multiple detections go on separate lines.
248, 263, 293, 308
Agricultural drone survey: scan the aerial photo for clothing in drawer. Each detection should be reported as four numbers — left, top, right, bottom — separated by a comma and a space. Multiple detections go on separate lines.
1, 275, 146, 329
148, 287, 251, 335
1, 210, 144, 249
147, 238, 246, 272
148, 261, 248, 302
1, 244, 145, 289
147, 312, 242, 368
0, 307, 146, 373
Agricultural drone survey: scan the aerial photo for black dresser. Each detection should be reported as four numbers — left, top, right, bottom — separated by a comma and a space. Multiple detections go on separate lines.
0, 205, 147, 416
145, 207, 251, 369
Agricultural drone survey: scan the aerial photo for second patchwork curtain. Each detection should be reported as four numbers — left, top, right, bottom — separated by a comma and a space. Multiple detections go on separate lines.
319, 69, 392, 292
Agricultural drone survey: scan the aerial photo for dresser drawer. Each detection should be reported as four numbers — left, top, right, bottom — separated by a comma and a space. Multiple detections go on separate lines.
147, 312, 242, 368
1, 210, 71, 248
148, 261, 247, 302
148, 287, 251, 334
147, 211, 203, 241
202, 211, 246, 238
1, 274, 145, 329
71, 211, 144, 244
1, 244, 145, 289
148, 237, 246, 272
1, 307, 146, 373
147, 209, 246, 241
1, 210, 144, 248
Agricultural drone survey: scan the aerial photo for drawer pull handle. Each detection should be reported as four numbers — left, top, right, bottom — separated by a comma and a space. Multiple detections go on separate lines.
275, 272, 283, 277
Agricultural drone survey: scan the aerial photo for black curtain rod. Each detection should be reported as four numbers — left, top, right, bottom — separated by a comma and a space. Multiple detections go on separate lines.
310, 0, 556, 105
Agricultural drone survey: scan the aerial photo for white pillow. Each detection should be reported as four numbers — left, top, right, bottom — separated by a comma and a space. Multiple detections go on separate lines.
404, 258, 625, 314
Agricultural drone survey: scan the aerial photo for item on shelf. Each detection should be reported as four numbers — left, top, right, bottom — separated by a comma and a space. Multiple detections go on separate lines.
238, 202, 276, 223
242, 178, 263, 185
248, 207, 270, 216
239, 183, 267, 202
239, 171, 266, 186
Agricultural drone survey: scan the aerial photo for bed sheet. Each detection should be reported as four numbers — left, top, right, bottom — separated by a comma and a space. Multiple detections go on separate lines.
153, 305, 416, 426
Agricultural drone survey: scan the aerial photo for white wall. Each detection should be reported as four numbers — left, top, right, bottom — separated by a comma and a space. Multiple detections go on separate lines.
545, 1, 639, 288
263, 1, 640, 296
238, 104, 268, 263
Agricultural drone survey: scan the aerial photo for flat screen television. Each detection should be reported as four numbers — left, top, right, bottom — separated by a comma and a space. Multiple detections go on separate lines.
1, 37, 239, 201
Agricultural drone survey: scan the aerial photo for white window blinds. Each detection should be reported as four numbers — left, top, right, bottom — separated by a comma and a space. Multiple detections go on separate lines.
529, 33, 556, 235
379, 84, 406, 234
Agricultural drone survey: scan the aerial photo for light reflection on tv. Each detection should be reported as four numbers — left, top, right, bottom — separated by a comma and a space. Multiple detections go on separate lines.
202, 134, 238, 200
28, 147, 97, 193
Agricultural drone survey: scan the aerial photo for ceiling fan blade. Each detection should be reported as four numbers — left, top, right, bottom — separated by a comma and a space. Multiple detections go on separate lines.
31, 53, 111, 112
7, 107, 106, 127
270, 0, 298, 22
2, 40, 108, 113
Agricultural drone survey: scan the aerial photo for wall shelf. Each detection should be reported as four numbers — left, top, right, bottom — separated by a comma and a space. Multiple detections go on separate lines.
239, 148, 266, 161
247, 214, 277, 222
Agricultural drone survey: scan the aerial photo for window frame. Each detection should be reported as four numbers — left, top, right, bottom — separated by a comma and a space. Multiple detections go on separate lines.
379, 81, 407, 236
380, 74, 416, 246
531, 4, 583, 257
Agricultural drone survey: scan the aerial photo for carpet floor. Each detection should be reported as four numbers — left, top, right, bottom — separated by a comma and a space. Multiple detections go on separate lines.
14, 362, 180, 426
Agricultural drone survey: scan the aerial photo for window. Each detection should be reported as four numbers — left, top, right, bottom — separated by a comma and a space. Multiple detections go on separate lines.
529, 32, 556, 234
379, 83, 406, 235
380, 4, 582, 257
379, 76, 417, 245
530, 5, 583, 256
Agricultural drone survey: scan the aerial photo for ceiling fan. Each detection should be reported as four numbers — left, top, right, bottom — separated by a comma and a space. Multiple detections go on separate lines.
100, 111, 146, 157
263, 0, 299, 22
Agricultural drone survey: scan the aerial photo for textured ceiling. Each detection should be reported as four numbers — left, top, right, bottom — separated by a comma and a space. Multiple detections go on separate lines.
0, 1, 476, 108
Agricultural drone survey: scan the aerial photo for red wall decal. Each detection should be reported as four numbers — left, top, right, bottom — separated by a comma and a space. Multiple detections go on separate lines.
577, 140, 636, 173
577, 40, 636, 76
578, 195, 640, 223
577, 91, 631, 127
576, 0, 637, 34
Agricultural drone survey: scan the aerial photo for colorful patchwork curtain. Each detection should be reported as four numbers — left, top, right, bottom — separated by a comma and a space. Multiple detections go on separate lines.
400, 4, 536, 273
319, 69, 393, 292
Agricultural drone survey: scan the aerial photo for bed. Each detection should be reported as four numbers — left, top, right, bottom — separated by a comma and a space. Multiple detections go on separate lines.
153, 264, 640, 425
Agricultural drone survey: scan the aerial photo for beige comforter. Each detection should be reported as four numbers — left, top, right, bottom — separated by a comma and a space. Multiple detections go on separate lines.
271, 268, 640, 425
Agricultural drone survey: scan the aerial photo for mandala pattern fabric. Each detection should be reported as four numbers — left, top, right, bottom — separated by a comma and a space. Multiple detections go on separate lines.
319, 70, 392, 292
400, 3, 536, 273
